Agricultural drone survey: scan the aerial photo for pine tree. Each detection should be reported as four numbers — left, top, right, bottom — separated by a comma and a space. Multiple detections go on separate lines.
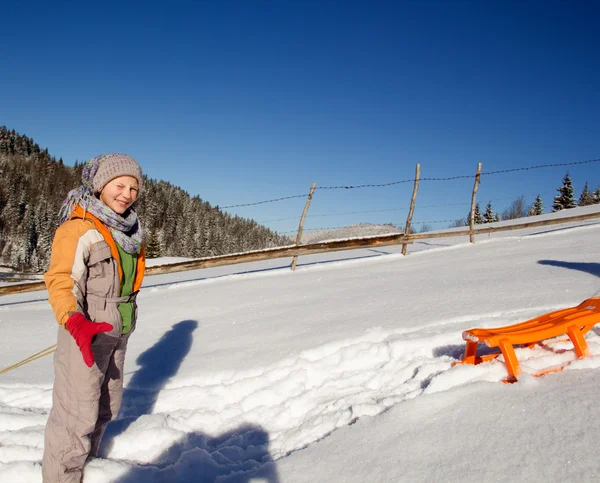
594, 188, 600, 204
483, 201, 496, 223
145, 229, 161, 258
25, 207, 38, 267
528, 195, 544, 216
466, 203, 483, 225
475, 203, 483, 224
192, 215, 205, 258
552, 172, 576, 212
578, 182, 595, 206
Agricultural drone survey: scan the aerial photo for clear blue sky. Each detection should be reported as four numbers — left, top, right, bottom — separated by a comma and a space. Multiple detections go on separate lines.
2, 0, 599, 234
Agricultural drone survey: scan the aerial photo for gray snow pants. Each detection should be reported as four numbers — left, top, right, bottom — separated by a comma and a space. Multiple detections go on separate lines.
42, 327, 129, 483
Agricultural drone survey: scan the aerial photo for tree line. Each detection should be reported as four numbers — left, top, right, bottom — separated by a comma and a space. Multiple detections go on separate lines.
454, 172, 599, 227
0, 126, 291, 272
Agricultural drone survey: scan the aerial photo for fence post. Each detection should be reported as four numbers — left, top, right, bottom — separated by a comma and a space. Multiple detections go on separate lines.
402, 163, 420, 255
291, 181, 317, 271
469, 162, 482, 243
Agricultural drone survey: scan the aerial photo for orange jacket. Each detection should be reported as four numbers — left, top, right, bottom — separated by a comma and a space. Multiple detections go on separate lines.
44, 205, 145, 327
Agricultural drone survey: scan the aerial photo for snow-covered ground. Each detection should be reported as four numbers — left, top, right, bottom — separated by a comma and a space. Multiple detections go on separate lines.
1, 205, 600, 482
300, 223, 400, 244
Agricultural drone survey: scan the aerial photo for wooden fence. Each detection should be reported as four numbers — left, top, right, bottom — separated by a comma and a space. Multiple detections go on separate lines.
1, 209, 598, 297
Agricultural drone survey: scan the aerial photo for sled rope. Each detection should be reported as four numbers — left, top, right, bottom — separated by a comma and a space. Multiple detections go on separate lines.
0, 345, 56, 375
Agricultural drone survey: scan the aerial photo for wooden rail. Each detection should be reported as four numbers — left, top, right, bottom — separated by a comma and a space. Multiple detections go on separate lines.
147, 234, 413, 275
1, 209, 598, 297
0, 234, 414, 295
406, 210, 600, 241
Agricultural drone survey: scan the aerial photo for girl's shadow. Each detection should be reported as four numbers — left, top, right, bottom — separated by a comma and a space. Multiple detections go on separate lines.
102, 319, 199, 444
100, 319, 279, 482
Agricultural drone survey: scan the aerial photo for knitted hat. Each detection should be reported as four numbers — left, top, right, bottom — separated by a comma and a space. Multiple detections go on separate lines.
92, 153, 143, 193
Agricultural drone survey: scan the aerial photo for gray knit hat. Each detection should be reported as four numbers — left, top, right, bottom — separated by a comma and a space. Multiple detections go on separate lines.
92, 153, 143, 193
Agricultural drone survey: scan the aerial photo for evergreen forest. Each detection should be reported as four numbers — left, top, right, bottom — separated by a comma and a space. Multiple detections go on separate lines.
0, 126, 291, 272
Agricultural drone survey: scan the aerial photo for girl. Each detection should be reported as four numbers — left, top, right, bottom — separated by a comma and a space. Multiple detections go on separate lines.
42, 153, 146, 483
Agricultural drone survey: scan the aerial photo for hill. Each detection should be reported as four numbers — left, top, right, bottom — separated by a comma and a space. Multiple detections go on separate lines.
0, 126, 290, 272
1, 206, 600, 481
300, 222, 400, 243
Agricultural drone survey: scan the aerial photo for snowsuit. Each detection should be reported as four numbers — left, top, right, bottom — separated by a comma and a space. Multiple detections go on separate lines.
42, 206, 145, 483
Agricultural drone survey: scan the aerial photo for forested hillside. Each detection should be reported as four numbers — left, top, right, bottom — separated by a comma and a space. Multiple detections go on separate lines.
0, 127, 290, 272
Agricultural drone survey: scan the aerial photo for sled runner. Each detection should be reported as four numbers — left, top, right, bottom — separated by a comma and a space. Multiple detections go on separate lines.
458, 297, 600, 382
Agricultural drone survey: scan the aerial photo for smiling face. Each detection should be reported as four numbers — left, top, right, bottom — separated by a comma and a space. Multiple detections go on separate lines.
99, 175, 140, 214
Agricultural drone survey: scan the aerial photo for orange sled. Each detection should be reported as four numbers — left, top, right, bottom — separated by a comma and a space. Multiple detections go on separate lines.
458, 297, 600, 382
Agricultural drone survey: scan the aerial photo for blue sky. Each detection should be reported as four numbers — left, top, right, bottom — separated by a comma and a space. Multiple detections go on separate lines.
2, 0, 599, 234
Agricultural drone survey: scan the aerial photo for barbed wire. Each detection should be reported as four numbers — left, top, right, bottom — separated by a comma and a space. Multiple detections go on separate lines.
258, 215, 303, 223
221, 159, 599, 209
412, 219, 463, 225
281, 191, 584, 234
259, 207, 408, 223
316, 159, 600, 189
261, 197, 525, 227
316, 180, 415, 189
279, 201, 600, 234
481, 158, 600, 176
280, 225, 399, 234
279, 216, 500, 234
283, 219, 464, 234
221, 193, 309, 209
419, 201, 469, 208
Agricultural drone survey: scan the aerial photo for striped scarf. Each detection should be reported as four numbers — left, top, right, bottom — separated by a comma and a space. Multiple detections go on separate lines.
58, 156, 143, 255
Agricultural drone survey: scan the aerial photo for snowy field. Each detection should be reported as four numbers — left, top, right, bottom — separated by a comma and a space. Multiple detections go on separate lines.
1, 205, 600, 482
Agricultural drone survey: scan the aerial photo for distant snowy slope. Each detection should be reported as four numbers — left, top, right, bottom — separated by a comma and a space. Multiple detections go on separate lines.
300, 223, 400, 243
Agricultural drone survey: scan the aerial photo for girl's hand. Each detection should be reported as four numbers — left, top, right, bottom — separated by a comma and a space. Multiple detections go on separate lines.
66, 313, 113, 367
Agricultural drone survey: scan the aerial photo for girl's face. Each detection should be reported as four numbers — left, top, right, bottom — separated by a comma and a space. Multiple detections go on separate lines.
99, 175, 139, 214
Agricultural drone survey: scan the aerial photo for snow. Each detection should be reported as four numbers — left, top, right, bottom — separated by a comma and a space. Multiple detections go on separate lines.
300, 223, 400, 244
145, 257, 192, 267
1, 205, 600, 482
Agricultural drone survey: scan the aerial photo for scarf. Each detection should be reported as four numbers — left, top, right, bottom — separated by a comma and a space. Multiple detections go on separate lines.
58, 156, 143, 255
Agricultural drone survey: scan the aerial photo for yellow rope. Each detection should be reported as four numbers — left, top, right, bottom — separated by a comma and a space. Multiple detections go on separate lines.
0, 345, 57, 375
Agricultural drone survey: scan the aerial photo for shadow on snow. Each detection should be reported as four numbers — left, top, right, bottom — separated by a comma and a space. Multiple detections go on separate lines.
538, 259, 600, 280
100, 319, 279, 483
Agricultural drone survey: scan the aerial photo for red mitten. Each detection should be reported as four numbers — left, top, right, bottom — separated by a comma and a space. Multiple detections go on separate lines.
66, 312, 113, 367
